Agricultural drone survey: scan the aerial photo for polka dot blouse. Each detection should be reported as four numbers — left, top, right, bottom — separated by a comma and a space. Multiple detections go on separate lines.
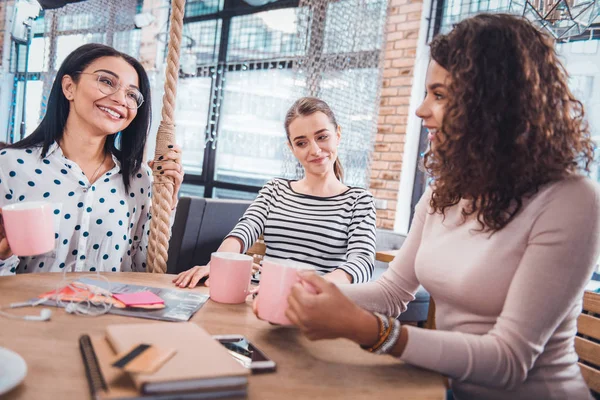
0, 143, 154, 274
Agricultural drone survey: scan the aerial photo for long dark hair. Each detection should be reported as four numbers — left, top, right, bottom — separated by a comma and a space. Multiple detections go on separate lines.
284, 97, 344, 181
9, 43, 152, 191
424, 14, 594, 232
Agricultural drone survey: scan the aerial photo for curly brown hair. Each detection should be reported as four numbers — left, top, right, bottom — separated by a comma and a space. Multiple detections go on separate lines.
424, 13, 595, 232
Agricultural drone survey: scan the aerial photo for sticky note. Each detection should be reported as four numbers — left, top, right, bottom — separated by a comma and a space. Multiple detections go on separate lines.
113, 291, 165, 306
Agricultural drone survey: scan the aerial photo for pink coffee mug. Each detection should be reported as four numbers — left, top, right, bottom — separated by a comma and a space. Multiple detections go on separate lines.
1, 201, 55, 257
209, 252, 254, 304
256, 259, 315, 325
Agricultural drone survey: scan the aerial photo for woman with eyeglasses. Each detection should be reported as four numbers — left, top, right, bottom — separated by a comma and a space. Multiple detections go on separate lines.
0, 43, 184, 274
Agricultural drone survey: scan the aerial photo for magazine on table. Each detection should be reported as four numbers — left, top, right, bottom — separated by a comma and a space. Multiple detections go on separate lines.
37, 278, 209, 322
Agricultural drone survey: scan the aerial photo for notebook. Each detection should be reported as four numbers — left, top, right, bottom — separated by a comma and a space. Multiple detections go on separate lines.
104, 322, 249, 396
80, 335, 247, 399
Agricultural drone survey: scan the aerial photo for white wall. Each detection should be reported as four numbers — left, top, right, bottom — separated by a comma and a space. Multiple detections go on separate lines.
393, 0, 431, 234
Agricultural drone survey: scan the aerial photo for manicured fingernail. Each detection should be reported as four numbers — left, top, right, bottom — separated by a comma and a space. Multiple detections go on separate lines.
157, 166, 162, 170
168, 145, 174, 149
158, 156, 163, 160
160, 171, 164, 175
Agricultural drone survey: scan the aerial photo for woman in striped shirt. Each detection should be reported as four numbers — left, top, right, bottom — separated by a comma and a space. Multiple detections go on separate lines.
174, 97, 377, 288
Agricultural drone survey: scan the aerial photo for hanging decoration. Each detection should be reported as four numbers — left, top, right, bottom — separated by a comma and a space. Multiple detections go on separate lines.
509, 0, 600, 39
283, 0, 387, 187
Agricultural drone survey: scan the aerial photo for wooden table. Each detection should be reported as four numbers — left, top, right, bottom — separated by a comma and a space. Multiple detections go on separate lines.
0, 273, 445, 400
376, 250, 398, 263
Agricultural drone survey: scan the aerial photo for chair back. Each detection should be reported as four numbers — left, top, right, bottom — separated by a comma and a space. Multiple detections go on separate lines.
167, 196, 206, 274
167, 197, 252, 274
576, 290, 600, 395
247, 236, 266, 264
423, 298, 436, 330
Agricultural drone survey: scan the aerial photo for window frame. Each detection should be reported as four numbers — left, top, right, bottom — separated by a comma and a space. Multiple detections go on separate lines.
182, 0, 383, 198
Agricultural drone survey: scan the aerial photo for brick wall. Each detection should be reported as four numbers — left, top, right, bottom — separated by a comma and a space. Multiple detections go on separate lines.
138, 0, 162, 71
369, 0, 423, 230
0, 1, 9, 67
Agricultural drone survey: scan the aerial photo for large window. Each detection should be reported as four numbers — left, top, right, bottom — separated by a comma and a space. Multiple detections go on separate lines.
558, 42, 600, 186
147, 0, 304, 199
5, 0, 386, 201
158, 0, 385, 199
215, 68, 296, 187
5, 1, 142, 143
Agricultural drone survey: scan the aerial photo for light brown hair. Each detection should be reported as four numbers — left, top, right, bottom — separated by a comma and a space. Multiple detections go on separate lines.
284, 97, 344, 181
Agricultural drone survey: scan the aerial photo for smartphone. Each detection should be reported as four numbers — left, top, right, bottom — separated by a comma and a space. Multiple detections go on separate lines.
213, 335, 276, 373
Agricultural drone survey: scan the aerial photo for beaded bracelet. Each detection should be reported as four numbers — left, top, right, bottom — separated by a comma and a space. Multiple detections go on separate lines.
374, 318, 401, 355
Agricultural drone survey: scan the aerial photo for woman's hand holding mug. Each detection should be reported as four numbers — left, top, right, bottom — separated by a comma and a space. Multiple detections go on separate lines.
0, 210, 13, 260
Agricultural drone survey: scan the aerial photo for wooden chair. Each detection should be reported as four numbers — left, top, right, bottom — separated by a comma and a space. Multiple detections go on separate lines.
423, 297, 436, 330
246, 236, 266, 264
576, 290, 600, 396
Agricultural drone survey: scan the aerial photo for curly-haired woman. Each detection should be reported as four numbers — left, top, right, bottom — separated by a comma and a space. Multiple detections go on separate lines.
280, 14, 600, 399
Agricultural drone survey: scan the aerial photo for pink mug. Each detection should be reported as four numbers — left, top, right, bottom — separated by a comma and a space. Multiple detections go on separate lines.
1, 201, 55, 257
209, 252, 254, 304
256, 259, 315, 325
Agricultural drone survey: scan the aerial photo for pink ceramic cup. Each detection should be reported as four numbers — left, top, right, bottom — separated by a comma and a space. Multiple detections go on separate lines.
256, 259, 315, 325
1, 201, 55, 257
209, 252, 254, 304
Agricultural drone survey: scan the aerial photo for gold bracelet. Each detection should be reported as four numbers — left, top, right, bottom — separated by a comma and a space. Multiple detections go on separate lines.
360, 312, 384, 350
362, 313, 392, 353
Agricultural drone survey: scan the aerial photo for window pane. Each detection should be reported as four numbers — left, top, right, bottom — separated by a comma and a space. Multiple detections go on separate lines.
324, 0, 387, 53
147, 74, 211, 176
12, 38, 49, 73
557, 41, 600, 179
213, 188, 258, 201
28, 37, 49, 72
185, 19, 222, 66
13, 80, 45, 139
320, 68, 381, 187
113, 30, 142, 58
227, 8, 304, 62
176, 77, 212, 175
440, 0, 512, 32
546, 41, 599, 268
185, 0, 223, 18
55, 33, 106, 69
33, 15, 46, 35
214, 68, 296, 186
57, 11, 103, 31
179, 183, 205, 198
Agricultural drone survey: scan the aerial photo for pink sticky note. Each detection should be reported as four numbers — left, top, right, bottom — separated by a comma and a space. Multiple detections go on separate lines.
113, 291, 165, 306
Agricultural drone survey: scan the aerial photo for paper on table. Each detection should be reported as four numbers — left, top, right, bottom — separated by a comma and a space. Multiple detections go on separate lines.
38, 284, 166, 310
113, 292, 165, 307
41, 279, 208, 321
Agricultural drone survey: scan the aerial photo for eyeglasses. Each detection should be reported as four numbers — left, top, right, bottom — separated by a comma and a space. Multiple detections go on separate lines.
76, 71, 144, 109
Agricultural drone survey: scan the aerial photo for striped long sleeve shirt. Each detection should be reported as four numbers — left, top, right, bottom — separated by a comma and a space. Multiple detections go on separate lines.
227, 178, 377, 283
